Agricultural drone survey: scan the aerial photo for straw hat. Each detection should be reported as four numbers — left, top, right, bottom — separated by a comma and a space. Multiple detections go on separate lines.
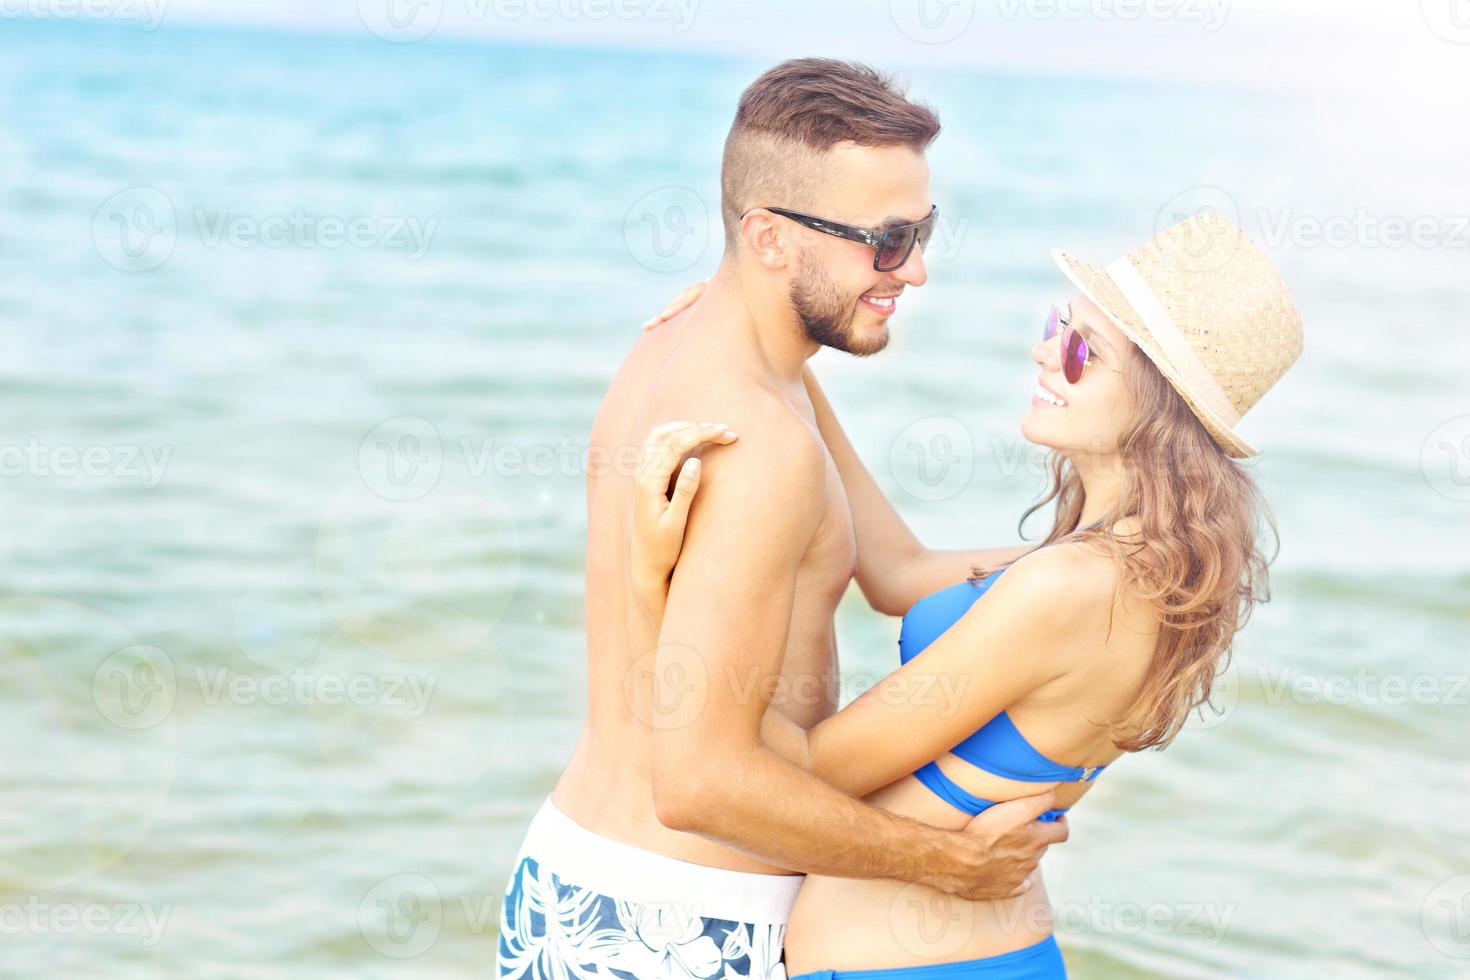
1051, 212, 1303, 458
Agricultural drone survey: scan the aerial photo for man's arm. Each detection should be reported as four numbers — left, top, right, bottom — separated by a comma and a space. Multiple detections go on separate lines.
647, 402, 1061, 900
801, 367, 1034, 616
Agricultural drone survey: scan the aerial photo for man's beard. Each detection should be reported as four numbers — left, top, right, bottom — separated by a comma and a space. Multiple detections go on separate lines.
789, 250, 889, 357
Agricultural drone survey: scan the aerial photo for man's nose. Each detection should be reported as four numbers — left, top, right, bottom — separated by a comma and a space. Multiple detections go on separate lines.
894, 243, 928, 287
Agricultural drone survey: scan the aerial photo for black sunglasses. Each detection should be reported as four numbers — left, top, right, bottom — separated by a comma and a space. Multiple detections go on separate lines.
745, 205, 938, 272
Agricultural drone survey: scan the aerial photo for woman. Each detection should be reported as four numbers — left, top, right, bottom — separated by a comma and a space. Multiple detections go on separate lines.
631, 213, 1302, 979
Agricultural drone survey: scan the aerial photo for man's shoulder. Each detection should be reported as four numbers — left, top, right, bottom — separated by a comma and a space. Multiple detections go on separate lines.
668, 383, 827, 537
638, 355, 819, 456
705, 386, 823, 473
620, 330, 826, 486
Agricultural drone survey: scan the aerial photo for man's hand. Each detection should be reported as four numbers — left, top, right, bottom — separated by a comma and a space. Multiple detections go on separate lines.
926, 791, 1070, 901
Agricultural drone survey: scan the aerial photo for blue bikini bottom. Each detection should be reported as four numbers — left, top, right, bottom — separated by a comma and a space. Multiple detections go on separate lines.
788, 934, 1066, 979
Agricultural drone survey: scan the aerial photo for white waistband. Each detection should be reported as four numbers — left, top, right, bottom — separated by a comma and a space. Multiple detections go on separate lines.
516, 797, 804, 926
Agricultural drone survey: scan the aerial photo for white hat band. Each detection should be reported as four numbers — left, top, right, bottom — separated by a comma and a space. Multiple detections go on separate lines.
1104, 257, 1241, 427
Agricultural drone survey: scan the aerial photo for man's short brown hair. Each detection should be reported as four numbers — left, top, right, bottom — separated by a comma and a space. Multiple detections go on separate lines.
720, 58, 941, 250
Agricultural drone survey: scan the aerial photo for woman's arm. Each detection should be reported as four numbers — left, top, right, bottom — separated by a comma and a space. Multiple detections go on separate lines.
628, 414, 1098, 800
802, 366, 1035, 615
761, 544, 1099, 796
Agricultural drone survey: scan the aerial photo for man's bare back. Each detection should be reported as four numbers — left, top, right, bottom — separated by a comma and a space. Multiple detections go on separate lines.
553, 302, 858, 874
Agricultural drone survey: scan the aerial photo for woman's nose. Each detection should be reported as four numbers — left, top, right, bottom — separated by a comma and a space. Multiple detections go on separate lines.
1032, 333, 1061, 370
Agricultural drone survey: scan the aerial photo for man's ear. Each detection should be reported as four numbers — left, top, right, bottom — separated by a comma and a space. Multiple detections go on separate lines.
740, 210, 790, 271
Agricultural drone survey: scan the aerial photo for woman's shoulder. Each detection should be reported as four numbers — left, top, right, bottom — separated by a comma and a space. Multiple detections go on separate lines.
973, 517, 1162, 626
958, 542, 1119, 653
1008, 536, 1119, 603
1013, 525, 1162, 648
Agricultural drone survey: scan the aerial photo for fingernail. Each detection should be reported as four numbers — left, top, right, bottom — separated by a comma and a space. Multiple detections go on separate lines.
724, 431, 739, 439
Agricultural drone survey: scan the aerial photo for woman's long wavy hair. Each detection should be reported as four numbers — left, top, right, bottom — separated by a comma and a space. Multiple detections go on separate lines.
974, 349, 1277, 752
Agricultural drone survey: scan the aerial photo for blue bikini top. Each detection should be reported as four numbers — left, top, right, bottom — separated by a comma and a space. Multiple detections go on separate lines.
898, 566, 1107, 822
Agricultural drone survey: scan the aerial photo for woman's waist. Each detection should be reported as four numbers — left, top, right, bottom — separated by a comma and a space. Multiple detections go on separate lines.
780, 776, 1058, 972
783, 870, 1056, 973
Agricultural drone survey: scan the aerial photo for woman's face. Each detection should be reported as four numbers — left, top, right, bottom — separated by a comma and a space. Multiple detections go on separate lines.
1021, 292, 1138, 455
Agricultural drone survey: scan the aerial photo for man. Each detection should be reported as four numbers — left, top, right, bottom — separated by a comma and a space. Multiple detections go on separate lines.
498, 58, 1066, 979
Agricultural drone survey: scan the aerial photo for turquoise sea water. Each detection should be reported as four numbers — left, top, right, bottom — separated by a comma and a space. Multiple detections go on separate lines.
1, 18, 1467, 978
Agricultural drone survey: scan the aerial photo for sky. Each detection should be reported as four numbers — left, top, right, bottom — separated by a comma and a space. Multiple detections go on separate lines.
14, 0, 1470, 99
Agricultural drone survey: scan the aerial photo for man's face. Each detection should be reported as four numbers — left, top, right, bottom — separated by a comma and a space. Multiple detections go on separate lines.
785, 143, 932, 357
